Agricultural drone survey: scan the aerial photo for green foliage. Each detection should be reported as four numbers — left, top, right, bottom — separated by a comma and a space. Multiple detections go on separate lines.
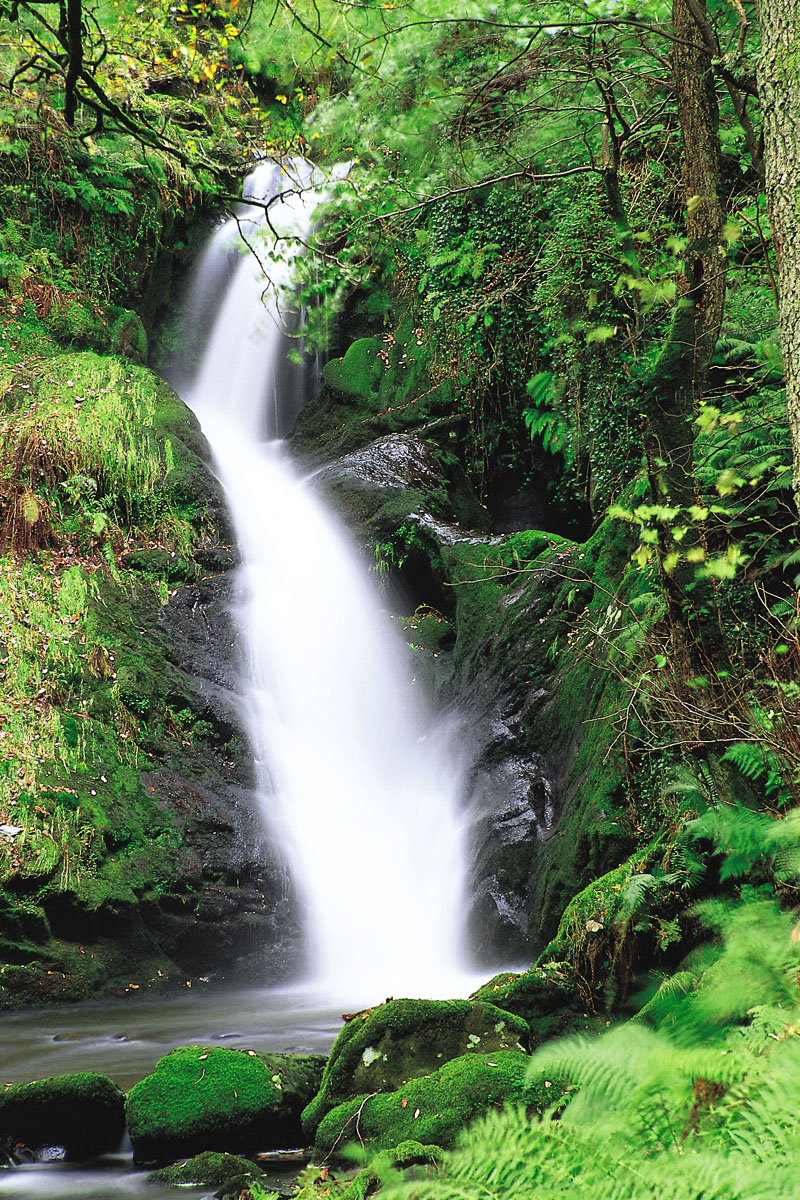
360, 807, 800, 1200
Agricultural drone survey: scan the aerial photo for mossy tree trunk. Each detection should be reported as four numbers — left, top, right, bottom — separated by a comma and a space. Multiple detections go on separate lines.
641, 0, 726, 647
757, 1, 800, 515
643, 0, 726, 513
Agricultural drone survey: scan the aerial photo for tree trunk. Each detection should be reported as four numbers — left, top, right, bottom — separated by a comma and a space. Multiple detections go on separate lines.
643, 0, 726, 514
757, 1, 800, 514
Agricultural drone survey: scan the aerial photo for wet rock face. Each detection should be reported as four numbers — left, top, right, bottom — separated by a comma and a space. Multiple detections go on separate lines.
316, 432, 449, 495
146, 563, 304, 982
465, 744, 555, 964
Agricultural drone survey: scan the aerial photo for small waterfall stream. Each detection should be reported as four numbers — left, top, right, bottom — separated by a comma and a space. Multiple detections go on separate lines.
180, 159, 470, 1000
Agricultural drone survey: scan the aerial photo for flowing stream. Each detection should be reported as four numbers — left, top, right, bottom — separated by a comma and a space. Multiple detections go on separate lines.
182, 158, 470, 1000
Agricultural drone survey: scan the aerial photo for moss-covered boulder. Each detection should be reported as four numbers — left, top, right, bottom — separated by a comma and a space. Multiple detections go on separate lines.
301, 998, 528, 1140
0, 1072, 124, 1160
147, 1150, 261, 1188
313, 1050, 534, 1161
125, 1046, 325, 1164
291, 323, 456, 467
471, 962, 580, 1031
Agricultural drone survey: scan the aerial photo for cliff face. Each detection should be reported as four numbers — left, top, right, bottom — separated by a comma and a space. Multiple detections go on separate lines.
0, 345, 302, 1005
0, 301, 635, 1004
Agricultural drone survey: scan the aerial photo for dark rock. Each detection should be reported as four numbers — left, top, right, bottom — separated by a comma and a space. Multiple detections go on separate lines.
0, 1072, 125, 1161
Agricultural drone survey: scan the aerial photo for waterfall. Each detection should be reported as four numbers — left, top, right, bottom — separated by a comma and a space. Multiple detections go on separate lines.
179, 159, 471, 1000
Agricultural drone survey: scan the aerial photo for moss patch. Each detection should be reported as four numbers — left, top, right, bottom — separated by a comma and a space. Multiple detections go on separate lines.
313, 1050, 536, 1161
292, 323, 456, 467
470, 962, 579, 1026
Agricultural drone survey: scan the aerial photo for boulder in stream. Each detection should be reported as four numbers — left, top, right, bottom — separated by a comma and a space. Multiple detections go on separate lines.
301, 997, 528, 1140
312, 1049, 550, 1161
148, 1149, 262, 1189
125, 1046, 325, 1164
0, 1071, 125, 1161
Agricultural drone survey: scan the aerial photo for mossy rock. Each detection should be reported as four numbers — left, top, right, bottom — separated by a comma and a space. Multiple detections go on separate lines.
313, 1050, 535, 1161
322, 338, 384, 405
535, 840, 681, 1008
148, 1150, 260, 1187
471, 962, 580, 1027
0, 1072, 124, 1160
292, 323, 456, 467
125, 1047, 326, 1164
301, 998, 528, 1140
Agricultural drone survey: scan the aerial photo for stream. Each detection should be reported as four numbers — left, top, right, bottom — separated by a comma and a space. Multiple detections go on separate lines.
0, 986, 342, 1198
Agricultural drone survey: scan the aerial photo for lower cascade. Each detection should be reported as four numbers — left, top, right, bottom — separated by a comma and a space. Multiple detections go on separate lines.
180, 158, 470, 999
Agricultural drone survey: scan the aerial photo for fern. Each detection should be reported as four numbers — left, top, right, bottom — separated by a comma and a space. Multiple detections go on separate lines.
688, 803, 800, 881
522, 371, 573, 466
367, 863, 800, 1200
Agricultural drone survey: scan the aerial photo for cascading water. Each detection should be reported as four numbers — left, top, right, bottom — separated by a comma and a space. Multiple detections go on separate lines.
180, 159, 470, 1000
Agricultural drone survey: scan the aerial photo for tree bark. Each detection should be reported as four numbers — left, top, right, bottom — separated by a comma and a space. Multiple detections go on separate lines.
757, 1, 800, 513
644, 0, 726, 512
636, 0, 728, 664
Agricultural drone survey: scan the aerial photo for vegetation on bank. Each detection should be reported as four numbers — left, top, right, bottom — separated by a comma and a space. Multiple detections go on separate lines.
2, 0, 800, 1197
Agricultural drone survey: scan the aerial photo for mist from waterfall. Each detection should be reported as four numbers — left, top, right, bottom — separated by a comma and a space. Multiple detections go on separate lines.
179, 158, 471, 1001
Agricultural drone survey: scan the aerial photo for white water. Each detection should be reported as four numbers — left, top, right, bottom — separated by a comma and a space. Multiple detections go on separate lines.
181, 158, 471, 1002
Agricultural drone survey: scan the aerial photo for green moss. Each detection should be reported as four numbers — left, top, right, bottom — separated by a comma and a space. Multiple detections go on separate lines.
126, 1047, 325, 1163
148, 1150, 260, 1187
292, 322, 456, 467
323, 338, 385, 404
302, 999, 528, 1140
313, 1051, 536, 1160
0, 1072, 124, 1160
0, 346, 245, 999
535, 837, 683, 1009
471, 962, 578, 1025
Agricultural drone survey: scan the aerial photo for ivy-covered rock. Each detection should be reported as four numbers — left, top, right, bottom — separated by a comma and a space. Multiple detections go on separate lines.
301, 998, 528, 1140
0, 1072, 125, 1160
313, 1050, 534, 1161
125, 1046, 326, 1164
